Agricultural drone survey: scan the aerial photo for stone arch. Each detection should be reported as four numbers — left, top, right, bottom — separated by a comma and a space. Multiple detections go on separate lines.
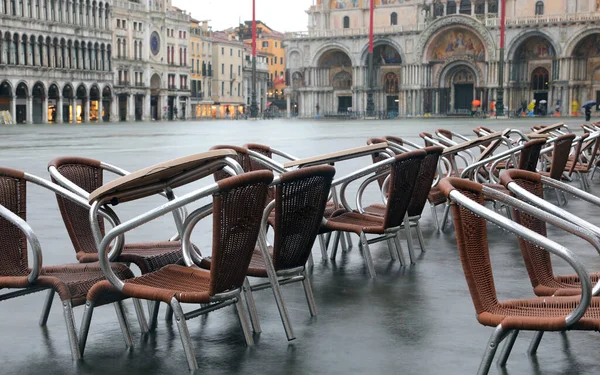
424, 25, 487, 63
76, 83, 87, 98
291, 71, 304, 89
287, 49, 303, 70
48, 82, 60, 98
507, 29, 559, 61
437, 60, 482, 89
359, 39, 405, 65
0, 80, 13, 98
62, 83, 74, 98
417, 15, 496, 63
150, 73, 161, 89
316, 48, 352, 68
15, 80, 29, 98
565, 28, 600, 57
311, 42, 354, 67
332, 70, 352, 90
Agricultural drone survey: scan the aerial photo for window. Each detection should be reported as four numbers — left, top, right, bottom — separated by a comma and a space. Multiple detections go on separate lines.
343, 16, 350, 29
123, 20, 126, 29
238, 50, 240, 57
117, 19, 120, 28
230, 48, 232, 56
274, 56, 278, 64
179, 30, 182, 38
221, 63, 224, 74
535, 1, 544, 15
384, 72, 399, 94
238, 65, 241, 76
275, 42, 278, 48
459, 0, 471, 14
447, 0, 457, 14
390, 12, 398, 25
230, 64, 232, 78
237, 83, 240, 96
221, 81, 224, 96
262, 41, 268, 48
221, 47, 224, 55
531, 67, 549, 91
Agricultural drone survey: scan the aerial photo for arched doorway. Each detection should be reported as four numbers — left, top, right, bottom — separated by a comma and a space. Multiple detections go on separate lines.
76, 84, 87, 122
15, 82, 28, 124
150, 73, 161, 120
370, 43, 402, 115
384, 72, 399, 114
89, 85, 100, 121
509, 35, 556, 112
572, 33, 600, 110
0, 81, 12, 122
48, 84, 60, 123
442, 64, 478, 113
102, 86, 111, 121
32, 82, 45, 123
62, 84, 74, 123
317, 49, 352, 113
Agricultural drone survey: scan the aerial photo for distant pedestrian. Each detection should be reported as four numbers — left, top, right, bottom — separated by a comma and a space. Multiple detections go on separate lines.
173, 106, 178, 119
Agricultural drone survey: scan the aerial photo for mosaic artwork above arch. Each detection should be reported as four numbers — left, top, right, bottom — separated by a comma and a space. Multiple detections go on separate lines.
375, 45, 402, 65
516, 36, 555, 60
330, 0, 362, 9
428, 27, 485, 62
574, 34, 600, 58
318, 50, 352, 67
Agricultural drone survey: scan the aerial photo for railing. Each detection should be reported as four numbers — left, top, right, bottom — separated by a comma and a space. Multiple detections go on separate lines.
168, 84, 177, 90
114, 0, 144, 12
180, 85, 189, 90
135, 82, 145, 87
191, 92, 204, 99
117, 80, 129, 86
167, 9, 189, 22
286, 23, 426, 39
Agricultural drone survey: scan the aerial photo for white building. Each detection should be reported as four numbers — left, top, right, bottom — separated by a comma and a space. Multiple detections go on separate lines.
242, 46, 269, 114
112, 0, 190, 121
0, 0, 114, 123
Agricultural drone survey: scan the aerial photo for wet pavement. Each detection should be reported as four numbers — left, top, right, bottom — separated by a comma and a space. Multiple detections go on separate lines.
1, 117, 600, 375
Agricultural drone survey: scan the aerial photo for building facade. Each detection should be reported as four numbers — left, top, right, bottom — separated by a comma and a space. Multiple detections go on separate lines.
190, 19, 213, 119
285, 0, 600, 117
0, 0, 114, 123
112, 0, 190, 122
242, 45, 269, 114
211, 31, 244, 118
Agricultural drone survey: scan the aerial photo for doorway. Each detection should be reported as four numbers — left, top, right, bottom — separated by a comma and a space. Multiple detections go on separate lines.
533, 92, 548, 115
338, 96, 352, 113
386, 95, 399, 114
454, 84, 474, 111
118, 94, 127, 121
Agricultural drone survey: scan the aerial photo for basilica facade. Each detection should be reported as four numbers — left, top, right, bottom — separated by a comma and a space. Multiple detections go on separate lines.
285, 0, 600, 117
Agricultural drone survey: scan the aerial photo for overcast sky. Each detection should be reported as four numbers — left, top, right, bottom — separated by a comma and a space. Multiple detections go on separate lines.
173, 0, 314, 32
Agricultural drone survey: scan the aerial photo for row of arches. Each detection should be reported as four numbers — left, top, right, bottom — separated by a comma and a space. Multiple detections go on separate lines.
0, 31, 112, 71
0, 0, 110, 29
0, 80, 112, 123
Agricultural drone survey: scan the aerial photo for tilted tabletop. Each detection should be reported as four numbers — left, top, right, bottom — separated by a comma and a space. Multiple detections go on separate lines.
531, 122, 565, 134
443, 132, 503, 156
283, 143, 389, 168
89, 149, 237, 205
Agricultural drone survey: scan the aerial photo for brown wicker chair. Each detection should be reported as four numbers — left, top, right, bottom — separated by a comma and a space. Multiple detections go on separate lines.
440, 177, 600, 375
538, 133, 576, 204
48, 157, 185, 274
0, 167, 135, 361
82, 170, 273, 370
564, 133, 600, 191
201, 165, 335, 341
362, 146, 444, 259
322, 150, 426, 276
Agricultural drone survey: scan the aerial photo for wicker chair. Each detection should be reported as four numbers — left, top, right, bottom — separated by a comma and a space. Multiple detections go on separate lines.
48, 157, 185, 274
201, 165, 335, 341
440, 177, 600, 375
564, 133, 600, 191
82, 170, 273, 370
322, 150, 426, 277
362, 145, 444, 259
0, 167, 135, 361
538, 133, 576, 204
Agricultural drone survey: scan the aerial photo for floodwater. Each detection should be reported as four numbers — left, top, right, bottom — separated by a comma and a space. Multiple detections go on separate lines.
1, 117, 600, 375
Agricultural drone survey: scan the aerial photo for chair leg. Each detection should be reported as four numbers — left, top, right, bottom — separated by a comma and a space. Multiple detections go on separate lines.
393, 234, 407, 266
477, 326, 507, 375
430, 203, 440, 231
79, 301, 94, 356
165, 305, 173, 323
301, 270, 318, 317
132, 298, 149, 334
170, 298, 198, 371
114, 301, 134, 349
386, 238, 398, 261
233, 295, 255, 346
244, 278, 262, 334
497, 330, 519, 367
324, 232, 332, 248
345, 232, 353, 249
318, 234, 328, 260
330, 231, 341, 260
340, 230, 349, 253
415, 220, 426, 253
307, 252, 314, 268
440, 203, 451, 232
404, 215, 416, 265
527, 331, 544, 355
39, 289, 55, 326
269, 275, 295, 341
62, 300, 81, 361
148, 300, 161, 332
359, 232, 376, 278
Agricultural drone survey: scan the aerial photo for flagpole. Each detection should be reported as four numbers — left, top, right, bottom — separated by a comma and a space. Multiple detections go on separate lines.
250, 0, 258, 118
496, 0, 506, 117
366, 0, 375, 116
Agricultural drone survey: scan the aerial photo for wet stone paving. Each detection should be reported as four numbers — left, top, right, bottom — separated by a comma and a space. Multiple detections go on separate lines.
1, 117, 600, 375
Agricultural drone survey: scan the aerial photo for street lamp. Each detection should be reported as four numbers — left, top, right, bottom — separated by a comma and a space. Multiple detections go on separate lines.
496, 0, 507, 117
250, 0, 258, 118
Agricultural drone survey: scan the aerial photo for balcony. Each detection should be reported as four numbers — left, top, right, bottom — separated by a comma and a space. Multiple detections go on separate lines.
486, 12, 600, 27
168, 84, 177, 90
135, 82, 145, 87
117, 80, 130, 86
180, 85, 189, 91
191, 92, 204, 99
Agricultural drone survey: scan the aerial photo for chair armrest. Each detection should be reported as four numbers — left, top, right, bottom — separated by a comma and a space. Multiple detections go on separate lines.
448, 188, 591, 327
355, 172, 388, 213
0, 205, 43, 284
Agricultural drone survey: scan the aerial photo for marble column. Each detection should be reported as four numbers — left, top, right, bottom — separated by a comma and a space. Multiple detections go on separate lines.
71, 98, 77, 123
83, 98, 89, 122
143, 93, 150, 120
97, 97, 103, 122
286, 93, 291, 118
56, 96, 63, 123
127, 94, 134, 121
111, 95, 118, 121
456, 1, 461, 14
25, 96, 32, 124
42, 95, 48, 123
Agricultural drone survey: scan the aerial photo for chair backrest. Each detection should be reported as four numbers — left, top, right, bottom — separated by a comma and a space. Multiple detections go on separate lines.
436, 129, 453, 141
473, 127, 494, 147
272, 166, 335, 271
209, 145, 252, 181
367, 138, 390, 189
566, 133, 589, 176
548, 133, 576, 180
438, 177, 499, 315
419, 132, 434, 147
407, 146, 444, 217
577, 134, 600, 172
48, 157, 105, 257
209, 170, 273, 295
498, 170, 563, 295
383, 150, 426, 229
383, 136, 404, 147
243, 143, 273, 172
517, 138, 545, 172
0, 168, 29, 277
